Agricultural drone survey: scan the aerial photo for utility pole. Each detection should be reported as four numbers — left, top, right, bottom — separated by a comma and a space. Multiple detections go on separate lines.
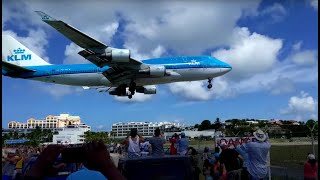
307, 122, 316, 155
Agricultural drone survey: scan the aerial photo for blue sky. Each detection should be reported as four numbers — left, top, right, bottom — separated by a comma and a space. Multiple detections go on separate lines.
2, 0, 318, 131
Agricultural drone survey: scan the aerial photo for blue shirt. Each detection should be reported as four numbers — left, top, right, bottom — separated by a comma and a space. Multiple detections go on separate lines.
66, 167, 107, 180
241, 141, 271, 179
177, 138, 189, 152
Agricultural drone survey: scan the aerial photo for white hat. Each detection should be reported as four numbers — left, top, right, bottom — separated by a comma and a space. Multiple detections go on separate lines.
253, 129, 267, 142
308, 154, 315, 160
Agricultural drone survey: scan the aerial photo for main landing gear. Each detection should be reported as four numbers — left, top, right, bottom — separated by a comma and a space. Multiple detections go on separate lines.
207, 78, 213, 89
128, 81, 136, 99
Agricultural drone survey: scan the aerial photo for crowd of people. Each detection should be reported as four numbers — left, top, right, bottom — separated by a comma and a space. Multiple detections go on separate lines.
120, 128, 190, 158
2, 128, 318, 180
3, 141, 125, 180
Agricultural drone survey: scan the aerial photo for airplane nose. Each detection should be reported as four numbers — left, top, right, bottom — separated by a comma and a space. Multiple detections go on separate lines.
220, 67, 232, 74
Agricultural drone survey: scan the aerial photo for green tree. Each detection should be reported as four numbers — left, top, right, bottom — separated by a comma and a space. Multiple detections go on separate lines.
194, 124, 199, 128
201, 120, 211, 130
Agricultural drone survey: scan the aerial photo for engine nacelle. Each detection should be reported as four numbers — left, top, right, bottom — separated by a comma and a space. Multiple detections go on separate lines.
109, 87, 130, 96
103, 49, 130, 63
139, 65, 166, 77
136, 85, 156, 94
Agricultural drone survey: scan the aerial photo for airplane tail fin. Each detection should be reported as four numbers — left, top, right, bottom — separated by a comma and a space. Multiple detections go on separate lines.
2, 35, 51, 67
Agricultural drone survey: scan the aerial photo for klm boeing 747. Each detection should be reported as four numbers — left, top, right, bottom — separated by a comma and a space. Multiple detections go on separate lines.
2, 11, 232, 99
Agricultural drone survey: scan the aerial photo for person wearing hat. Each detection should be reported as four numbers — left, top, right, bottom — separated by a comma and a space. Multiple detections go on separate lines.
177, 132, 189, 155
304, 153, 318, 180
238, 129, 271, 180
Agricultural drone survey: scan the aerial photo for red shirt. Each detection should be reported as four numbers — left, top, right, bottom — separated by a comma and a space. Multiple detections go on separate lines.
169, 138, 177, 155
304, 161, 318, 178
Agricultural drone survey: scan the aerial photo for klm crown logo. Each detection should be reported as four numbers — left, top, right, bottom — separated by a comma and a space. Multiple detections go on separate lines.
13, 48, 25, 54
7, 48, 32, 61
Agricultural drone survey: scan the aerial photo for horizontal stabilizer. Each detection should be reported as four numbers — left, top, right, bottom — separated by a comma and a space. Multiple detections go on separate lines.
2, 61, 36, 73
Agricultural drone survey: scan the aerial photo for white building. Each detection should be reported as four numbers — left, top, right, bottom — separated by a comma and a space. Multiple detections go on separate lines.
8, 114, 81, 130
111, 121, 184, 137
52, 123, 91, 144
164, 130, 217, 139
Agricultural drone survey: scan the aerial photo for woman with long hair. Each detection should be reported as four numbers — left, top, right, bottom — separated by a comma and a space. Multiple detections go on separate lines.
304, 153, 318, 180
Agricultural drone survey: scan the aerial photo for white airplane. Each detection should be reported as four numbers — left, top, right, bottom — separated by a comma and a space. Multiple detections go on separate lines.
2, 11, 232, 99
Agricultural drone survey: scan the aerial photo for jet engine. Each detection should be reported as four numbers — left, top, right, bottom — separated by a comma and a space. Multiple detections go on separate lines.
101, 49, 130, 63
108, 87, 131, 96
136, 85, 156, 94
139, 65, 166, 77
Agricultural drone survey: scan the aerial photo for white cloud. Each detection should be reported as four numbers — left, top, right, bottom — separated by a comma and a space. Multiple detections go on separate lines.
260, 3, 287, 22
268, 77, 295, 95
213, 27, 283, 80
168, 77, 233, 101
63, 43, 87, 64
151, 45, 166, 58
32, 82, 83, 99
168, 27, 318, 101
123, 1, 260, 55
169, 81, 214, 101
290, 50, 318, 65
292, 41, 302, 51
310, 0, 318, 10
114, 93, 154, 103
281, 91, 318, 120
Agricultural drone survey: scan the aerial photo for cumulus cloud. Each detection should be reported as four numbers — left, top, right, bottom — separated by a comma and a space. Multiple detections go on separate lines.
169, 28, 317, 101
213, 27, 283, 80
281, 91, 318, 120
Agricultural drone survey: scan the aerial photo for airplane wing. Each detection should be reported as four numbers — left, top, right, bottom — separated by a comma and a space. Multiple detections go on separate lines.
35, 11, 147, 84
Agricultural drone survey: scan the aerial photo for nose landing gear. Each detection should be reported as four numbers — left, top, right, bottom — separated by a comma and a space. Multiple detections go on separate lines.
207, 78, 213, 89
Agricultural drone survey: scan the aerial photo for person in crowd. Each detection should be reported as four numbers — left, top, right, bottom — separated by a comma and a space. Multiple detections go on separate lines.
212, 157, 227, 180
169, 133, 179, 155
213, 147, 220, 160
219, 141, 242, 180
203, 159, 213, 180
121, 128, 144, 158
304, 153, 318, 180
2, 148, 22, 180
140, 141, 150, 156
23, 141, 126, 180
238, 129, 271, 180
14, 148, 24, 180
177, 132, 189, 156
203, 147, 210, 161
188, 147, 201, 180
148, 128, 166, 156
234, 140, 249, 180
